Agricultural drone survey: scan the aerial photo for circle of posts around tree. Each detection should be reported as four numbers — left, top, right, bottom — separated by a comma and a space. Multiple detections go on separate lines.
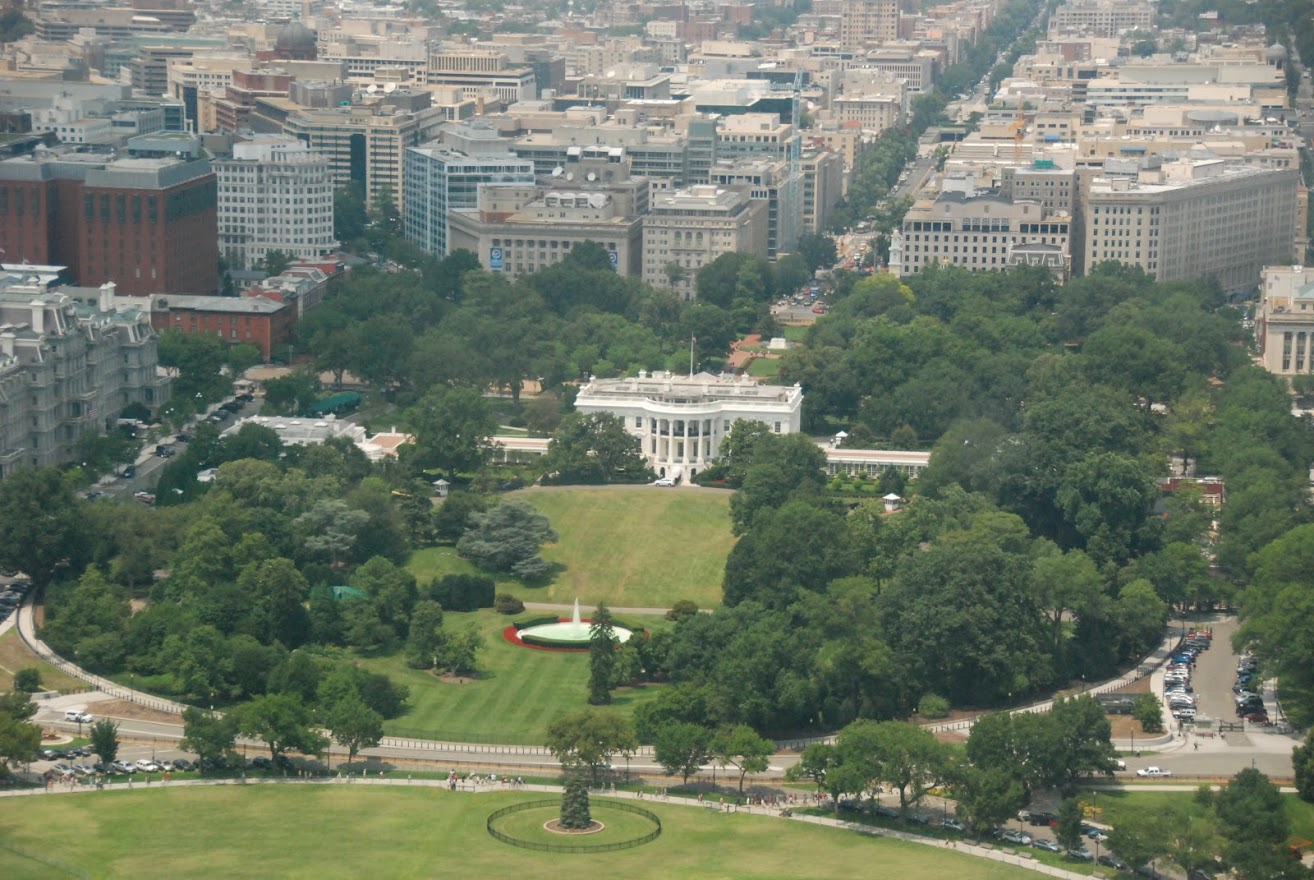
486, 799, 662, 853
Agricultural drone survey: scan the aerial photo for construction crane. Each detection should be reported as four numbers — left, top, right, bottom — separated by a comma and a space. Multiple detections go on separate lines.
1009, 98, 1026, 164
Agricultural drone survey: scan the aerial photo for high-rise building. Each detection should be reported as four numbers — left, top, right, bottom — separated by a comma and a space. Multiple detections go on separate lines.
709, 158, 802, 261
277, 91, 449, 209
403, 124, 535, 256
0, 139, 218, 295
641, 184, 768, 297
1082, 158, 1298, 291
0, 282, 170, 476
840, 0, 900, 51
214, 135, 336, 271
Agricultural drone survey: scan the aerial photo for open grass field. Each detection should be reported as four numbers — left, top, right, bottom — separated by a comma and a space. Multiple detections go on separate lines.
408, 486, 734, 610
0, 786, 1038, 879
746, 357, 783, 378
357, 609, 667, 743
0, 626, 86, 694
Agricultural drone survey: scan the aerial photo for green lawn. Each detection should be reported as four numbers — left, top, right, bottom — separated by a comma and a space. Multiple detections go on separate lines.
358, 609, 667, 743
781, 324, 809, 343
409, 486, 734, 610
0, 627, 86, 694
746, 357, 783, 378
0, 786, 1040, 879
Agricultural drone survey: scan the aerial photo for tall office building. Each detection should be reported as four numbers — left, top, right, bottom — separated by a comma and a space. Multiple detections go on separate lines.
214, 135, 336, 271
1082, 158, 1298, 291
277, 91, 449, 210
840, 0, 900, 51
0, 140, 217, 295
403, 124, 534, 256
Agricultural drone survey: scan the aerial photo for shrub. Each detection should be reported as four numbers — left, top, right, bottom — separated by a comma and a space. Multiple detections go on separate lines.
495, 592, 525, 615
1132, 692, 1164, 733
13, 667, 41, 693
429, 573, 495, 612
665, 600, 699, 622
918, 693, 950, 719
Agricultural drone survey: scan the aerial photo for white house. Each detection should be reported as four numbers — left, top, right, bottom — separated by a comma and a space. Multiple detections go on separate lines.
573, 370, 804, 479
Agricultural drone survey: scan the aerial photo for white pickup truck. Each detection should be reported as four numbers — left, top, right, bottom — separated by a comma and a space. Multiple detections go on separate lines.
1136, 766, 1173, 778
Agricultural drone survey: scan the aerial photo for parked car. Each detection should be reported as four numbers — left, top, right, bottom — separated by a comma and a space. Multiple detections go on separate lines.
1026, 811, 1058, 826
1245, 712, 1271, 724
872, 804, 899, 819
133, 492, 155, 505
135, 759, 159, 773
249, 756, 272, 770
111, 761, 133, 774
1099, 854, 1131, 870
940, 817, 966, 832
1067, 846, 1095, 861
1137, 767, 1173, 778
1033, 839, 1063, 853
171, 758, 193, 771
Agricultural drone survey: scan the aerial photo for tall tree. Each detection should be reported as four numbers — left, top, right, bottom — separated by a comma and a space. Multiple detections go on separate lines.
324, 694, 384, 769
401, 384, 497, 479
543, 413, 651, 484
545, 708, 637, 785
588, 602, 617, 705
88, 719, 119, 766
233, 693, 327, 762
0, 468, 92, 587
456, 500, 558, 580
651, 720, 711, 785
1214, 768, 1294, 878
711, 724, 775, 799
181, 707, 238, 770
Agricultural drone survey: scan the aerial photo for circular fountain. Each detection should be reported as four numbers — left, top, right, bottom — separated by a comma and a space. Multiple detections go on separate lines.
515, 599, 633, 649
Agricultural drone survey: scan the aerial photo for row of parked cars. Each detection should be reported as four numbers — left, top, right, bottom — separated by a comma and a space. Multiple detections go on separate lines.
1017, 813, 1128, 867
49, 757, 195, 777
0, 576, 31, 616
1234, 654, 1268, 723
1164, 630, 1213, 722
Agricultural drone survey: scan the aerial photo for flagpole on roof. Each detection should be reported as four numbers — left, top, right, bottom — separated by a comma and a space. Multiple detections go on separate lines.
689, 335, 696, 377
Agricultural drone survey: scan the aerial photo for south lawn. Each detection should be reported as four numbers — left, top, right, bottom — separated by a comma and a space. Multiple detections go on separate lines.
357, 609, 667, 743
409, 485, 734, 610
0, 786, 1040, 880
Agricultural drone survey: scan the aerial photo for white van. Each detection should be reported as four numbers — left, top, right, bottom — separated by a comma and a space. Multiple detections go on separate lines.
63, 709, 93, 723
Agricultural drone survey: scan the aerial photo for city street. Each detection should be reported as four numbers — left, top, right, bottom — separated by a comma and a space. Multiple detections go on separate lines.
1115, 615, 1298, 781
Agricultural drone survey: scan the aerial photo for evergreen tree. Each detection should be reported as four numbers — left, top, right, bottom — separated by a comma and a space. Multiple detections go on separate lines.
588, 602, 617, 705
560, 772, 593, 829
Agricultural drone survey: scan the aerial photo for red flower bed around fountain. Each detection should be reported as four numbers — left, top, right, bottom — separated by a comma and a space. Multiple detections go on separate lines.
502, 618, 591, 653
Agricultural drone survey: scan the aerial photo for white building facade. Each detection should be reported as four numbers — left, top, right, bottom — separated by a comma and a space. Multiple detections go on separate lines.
214, 135, 336, 270
573, 371, 803, 478
1257, 264, 1314, 378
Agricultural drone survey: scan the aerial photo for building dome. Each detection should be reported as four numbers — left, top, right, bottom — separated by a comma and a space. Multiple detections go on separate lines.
1266, 43, 1287, 62
275, 20, 316, 53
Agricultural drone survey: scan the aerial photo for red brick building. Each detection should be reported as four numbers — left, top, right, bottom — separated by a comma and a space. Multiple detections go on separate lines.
0, 150, 218, 295
149, 293, 293, 361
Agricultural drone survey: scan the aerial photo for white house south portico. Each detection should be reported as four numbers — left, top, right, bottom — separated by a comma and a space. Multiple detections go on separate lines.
573, 371, 804, 478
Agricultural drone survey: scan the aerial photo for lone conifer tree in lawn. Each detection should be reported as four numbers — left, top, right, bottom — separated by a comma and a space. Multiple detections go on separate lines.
588, 602, 617, 705
560, 772, 592, 829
